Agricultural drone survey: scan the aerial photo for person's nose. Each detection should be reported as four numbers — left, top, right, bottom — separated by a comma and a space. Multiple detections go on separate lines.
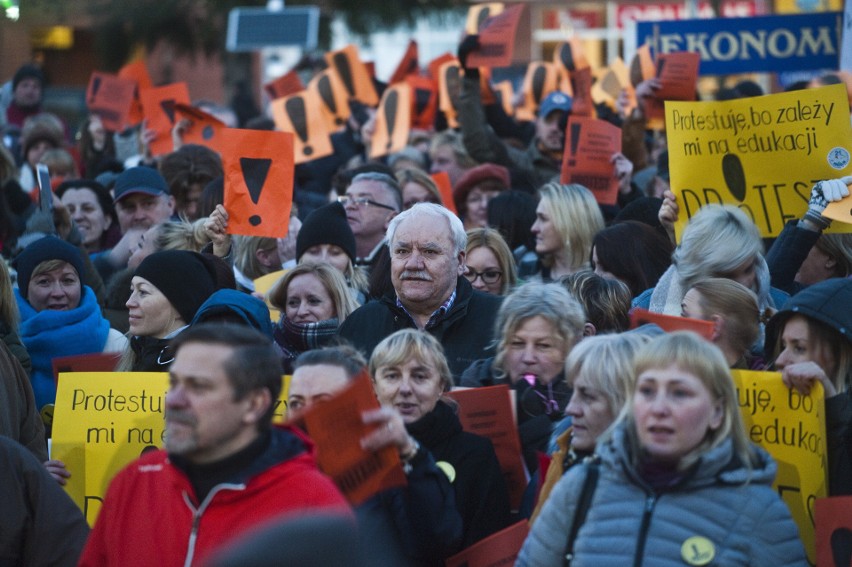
565, 392, 582, 418
165, 385, 188, 409
471, 275, 488, 291
404, 250, 425, 269
126, 291, 138, 309
774, 348, 791, 370
521, 344, 537, 364
48, 281, 65, 297
649, 392, 670, 416
530, 220, 540, 235
297, 303, 311, 319
398, 375, 413, 396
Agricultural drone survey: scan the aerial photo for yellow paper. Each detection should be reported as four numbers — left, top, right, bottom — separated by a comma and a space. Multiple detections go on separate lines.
52, 372, 291, 525
732, 370, 827, 564
667, 84, 852, 241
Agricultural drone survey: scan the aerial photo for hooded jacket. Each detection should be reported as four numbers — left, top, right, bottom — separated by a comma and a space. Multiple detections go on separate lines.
518, 424, 807, 567
190, 289, 273, 337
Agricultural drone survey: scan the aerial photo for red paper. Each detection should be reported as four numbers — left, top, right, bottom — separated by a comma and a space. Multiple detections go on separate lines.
560, 116, 622, 205
466, 4, 526, 69
630, 308, 715, 340
52, 353, 121, 383
173, 103, 227, 155
406, 75, 438, 130
117, 59, 152, 127
139, 83, 191, 157
815, 496, 852, 567
86, 72, 136, 132
264, 70, 304, 101
389, 40, 419, 85
445, 520, 530, 567
569, 67, 596, 118
431, 171, 456, 215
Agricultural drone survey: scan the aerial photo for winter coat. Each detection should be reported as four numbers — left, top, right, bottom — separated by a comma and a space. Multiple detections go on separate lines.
0, 340, 47, 462
764, 220, 821, 295
79, 426, 350, 567
517, 424, 807, 567
338, 277, 502, 380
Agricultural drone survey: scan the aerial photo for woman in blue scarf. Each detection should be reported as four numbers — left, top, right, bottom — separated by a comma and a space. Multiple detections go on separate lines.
13, 236, 126, 409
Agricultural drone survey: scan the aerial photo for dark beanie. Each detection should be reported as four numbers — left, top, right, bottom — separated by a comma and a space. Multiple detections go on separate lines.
134, 250, 217, 323
296, 202, 356, 262
13, 236, 84, 300
13, 64, 44, 90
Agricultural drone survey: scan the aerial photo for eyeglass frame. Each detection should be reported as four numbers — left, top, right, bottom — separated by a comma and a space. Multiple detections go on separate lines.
337, 195, 396, 211
463, 267, 503, 284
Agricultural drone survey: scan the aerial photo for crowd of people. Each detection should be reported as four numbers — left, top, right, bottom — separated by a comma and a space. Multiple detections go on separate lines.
0, 31, 851, 567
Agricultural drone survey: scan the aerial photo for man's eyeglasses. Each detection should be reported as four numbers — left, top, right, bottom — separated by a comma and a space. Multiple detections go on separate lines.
463, 267, 503, 284
337, 195, 396, 211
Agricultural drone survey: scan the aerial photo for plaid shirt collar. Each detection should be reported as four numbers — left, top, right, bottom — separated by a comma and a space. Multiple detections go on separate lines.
396, 288, 457, 330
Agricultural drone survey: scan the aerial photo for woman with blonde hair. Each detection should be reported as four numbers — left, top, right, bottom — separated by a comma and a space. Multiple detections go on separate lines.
520, 332, 806, 566
396, 167, 442, 210
464, 227, 517, 295
523, 183, 605, 281
268, 262, 359, 373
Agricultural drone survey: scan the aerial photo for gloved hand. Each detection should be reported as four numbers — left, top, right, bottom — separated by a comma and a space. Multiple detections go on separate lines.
804, 175, 852, 229
457, 34, 481, 75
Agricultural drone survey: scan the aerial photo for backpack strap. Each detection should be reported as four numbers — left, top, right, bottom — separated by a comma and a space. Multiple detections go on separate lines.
564, 456, 600, 566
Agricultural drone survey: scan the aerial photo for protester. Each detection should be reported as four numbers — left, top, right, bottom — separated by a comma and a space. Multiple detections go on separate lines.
190, 288, 273, 338
79, 323, 350, 567
76, 114, 116, 179
159, 144, 223, 221
231, 235, 283, 292
6, 64, 45, 129
428, 130, 477, 187
464, 227, 517, 295
13, 236, 126, 408
591, 220, 673, 298
56, 179, 120, 255
396, 167, 442, 210
453, 163, 510, 231
268, 262, 359, 373
518, 332, 807, 566
461, 282, 585, 472
560, 270, 632, 335
18, 113, 64, 194
339, 203, 502, 379
369, 329, 511, 547
764, 278, 852, 495
340, 171, 402, 269
487, 190, 538, 267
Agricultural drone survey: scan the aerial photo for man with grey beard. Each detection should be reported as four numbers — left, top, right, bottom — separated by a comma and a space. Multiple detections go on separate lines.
79, 324, 349, 567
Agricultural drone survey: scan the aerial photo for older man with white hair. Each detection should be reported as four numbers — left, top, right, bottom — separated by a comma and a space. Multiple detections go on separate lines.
339, 203, 502, 378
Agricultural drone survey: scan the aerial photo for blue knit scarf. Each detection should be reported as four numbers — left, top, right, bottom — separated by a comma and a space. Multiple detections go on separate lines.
16, 286, 110, 409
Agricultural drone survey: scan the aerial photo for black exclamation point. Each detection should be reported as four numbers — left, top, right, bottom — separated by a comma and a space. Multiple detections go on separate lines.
90, 77, 102, 104
160, 99, 176, 124
568, 123, 581, 167
560, 43, 575, 72
415, 88, 431, 116
722, 154, 747, 201
532, 65, 547, 106
384, 90, 398, 150
286, 96, 312, 156
333, 53, 356, 98
318, 75, 342, 125
477, 7, 491, 31
239, 157, 272, 226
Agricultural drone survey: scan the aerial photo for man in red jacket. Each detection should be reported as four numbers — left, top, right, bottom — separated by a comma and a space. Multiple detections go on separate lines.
79, 323, 351, 567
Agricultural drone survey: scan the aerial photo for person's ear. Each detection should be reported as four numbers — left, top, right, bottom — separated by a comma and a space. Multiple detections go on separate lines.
583, 322, 596, 337
243, 388, 272, 425
456, 250, 466, 275
709, 399, 724, 430
710, 314, 724, 342
166, 195, 176, 213
383, 211, 398, 231
255, 247, 277, 269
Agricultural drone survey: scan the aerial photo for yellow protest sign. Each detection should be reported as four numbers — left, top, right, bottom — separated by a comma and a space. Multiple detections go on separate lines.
254, 268, 287, 322
732, 370, 827, 564
667, 84, 852, 241
52, 371, 292, 525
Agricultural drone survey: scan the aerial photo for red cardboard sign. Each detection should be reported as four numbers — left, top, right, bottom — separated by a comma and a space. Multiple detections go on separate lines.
466, 4, 526, 69
86, 72, 136, 132
139, 82, 191, 156
560, 116, 622, 205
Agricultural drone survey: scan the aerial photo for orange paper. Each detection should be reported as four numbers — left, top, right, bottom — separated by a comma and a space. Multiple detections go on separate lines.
307, 68, 351, 133
630, 308, 715, 340
569, 67, 596, 118
445, 385, 527, 511
370, 83, 411, 159
466, 4, 525, 69
560, 116, 622, 205
654, 51, 700, 102
139, 82, 191, 157
173, 103, 227, 155
631, 44, 656, 87
324, 45, 379, 106
427, 52, 456, 82
406, 75, 438, 130
493, 80, 515, 118
221, 128, 294, 238
553, 38, 589, 74
271, 92, 334, 164
118, 59, 152, 127
815, 496, 852, 567
389, 40, 419, 85
52, 353, 121, 383
465, 3, 504, 34
300, 372, 407, 505
517, 62, 559, 122
431, 171, 456, 214
445, 520, 529, 567
823, 193, 852, 225
438, 60, 462, 129
86, 72, 136, 132
264, 70, 305, 101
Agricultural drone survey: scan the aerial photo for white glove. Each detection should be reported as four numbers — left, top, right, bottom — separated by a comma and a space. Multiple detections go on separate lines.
820, 175, 852, 202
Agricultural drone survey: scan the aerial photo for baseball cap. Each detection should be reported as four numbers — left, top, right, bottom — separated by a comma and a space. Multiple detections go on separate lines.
113, 166, 170, 203
538, 91, 573, 119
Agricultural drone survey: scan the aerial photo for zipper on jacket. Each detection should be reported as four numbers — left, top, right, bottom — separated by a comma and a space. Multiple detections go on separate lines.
181, 483, 246, 567
632, 494, 657, 567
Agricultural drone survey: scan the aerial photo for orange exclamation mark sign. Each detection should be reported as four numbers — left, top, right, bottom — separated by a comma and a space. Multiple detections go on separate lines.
160, 99, 176, 124
532, 65, 547, 106
333, 53, 356, 98
317, 75, 343, 126
285, 96, 312, 156
384, 90, 398, 151
240, 157, 272, 226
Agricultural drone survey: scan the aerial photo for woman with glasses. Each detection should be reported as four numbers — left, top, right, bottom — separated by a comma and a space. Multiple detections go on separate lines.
461, 282, 585, 473
463, 228, 517, 295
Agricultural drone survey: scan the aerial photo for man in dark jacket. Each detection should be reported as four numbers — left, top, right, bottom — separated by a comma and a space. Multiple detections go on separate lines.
339, 203, 502, 379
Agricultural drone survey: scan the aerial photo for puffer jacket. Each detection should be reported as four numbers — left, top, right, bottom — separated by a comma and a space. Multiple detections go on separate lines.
517, 423, 807, 567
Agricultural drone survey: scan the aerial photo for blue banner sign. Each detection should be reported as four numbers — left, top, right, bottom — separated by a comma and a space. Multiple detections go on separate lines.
636, 12, 841, 75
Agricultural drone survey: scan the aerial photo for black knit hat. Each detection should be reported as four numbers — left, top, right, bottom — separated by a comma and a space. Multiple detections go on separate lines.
13, 236, 84, 300
134, 250, 217, 323
296, 202, 356, 263
13, 64, 44, 91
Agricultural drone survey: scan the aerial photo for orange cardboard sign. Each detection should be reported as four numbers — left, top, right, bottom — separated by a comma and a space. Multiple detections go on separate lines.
570, 66, 596, 118
427, 52, 456, 82
86, 72, 136, 132
300, 371, 407, 505
264, 70, 304, 101
466, 4, 526, 69
370, 83, 411, 159
272, 92, 334, 164
493, 80, 515, 117
823, 193, 852, 225
324, 45, 379, 106
479, 68, 496, 106
553, 38, 589, 74
389, 40, 419, 85
52, 353, 121, 383
221, 128, 294, 238
517, 62, 558, 122
630, 308, 715, 340
139, 82, 191, 157
431, 171, 456, 214
307, 68, 351, 133
654, 51, 700, 102
173, 103, 227, 155
406, 74, 438, 130
445, 521, 529, 567
630, 44, 656, 87
815, 496, 852, 567
438, 60, 462, 129
118, 59, 152, 127
465, 2, 504, 34
445, 385, 527, 511
560, 116, 622, 205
